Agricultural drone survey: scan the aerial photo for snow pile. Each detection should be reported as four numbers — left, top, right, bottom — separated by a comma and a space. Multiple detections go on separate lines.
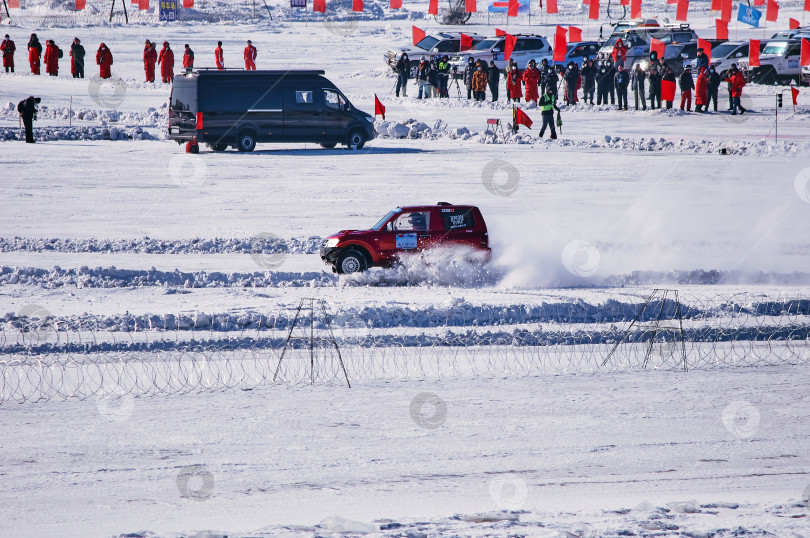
0, 125, 155, 141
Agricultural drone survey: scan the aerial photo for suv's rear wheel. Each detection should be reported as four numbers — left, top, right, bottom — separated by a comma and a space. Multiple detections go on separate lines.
236, 131, 257, 152
346, 129, 366, 150
335, 250, 368, 274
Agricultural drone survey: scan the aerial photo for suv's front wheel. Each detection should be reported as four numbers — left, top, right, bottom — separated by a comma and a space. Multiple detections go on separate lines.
335, 250, 368, 274
236, 131, 257, 152
346, 129, 366, 150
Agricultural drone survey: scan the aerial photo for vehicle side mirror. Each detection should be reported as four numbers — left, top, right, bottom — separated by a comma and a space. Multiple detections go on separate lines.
681, 53, 688, 58
735, 52, 742, 57
493, 48, 501, 53
386, 222, 393, 232
343, 104, 350, 112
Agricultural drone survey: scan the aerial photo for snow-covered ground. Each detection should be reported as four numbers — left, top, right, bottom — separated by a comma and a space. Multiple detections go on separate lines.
2, 1, 810, 536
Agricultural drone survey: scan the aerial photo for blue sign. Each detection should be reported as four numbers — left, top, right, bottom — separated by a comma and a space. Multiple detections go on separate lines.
737, 3, 762, 28
290, 0, 306, 7
395, 233, 417, 250
159, 0, 177, 22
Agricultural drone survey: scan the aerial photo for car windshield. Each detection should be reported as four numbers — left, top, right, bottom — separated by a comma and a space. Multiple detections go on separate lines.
762, 41, 787, 55
372, 209, 399, 231
711, 43, 740, 58
416, 36, 439, 51
474, 39, 501, 50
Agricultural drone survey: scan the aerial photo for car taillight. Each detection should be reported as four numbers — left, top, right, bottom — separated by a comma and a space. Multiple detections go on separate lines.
195, 112, 203, 130
482, 232, 488, 248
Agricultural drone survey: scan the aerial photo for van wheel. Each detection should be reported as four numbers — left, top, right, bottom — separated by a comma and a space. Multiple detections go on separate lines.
320, 142, 337, 149
335, 250, 367, 274
346, 130, 366, 150
209, 143, 228, 152
237, 131, 257, 152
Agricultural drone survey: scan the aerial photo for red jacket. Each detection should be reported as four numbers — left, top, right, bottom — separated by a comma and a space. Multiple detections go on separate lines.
144, 45, 157, 66
725, 71, 746, 98
506, 69, 523, 99
695, 69, 708, 106
215, 46, 224, 69
244, 45, 257, 62
612, 41, 628, 63
1, 38, 14, 68
158, 46, 174, 78
43, 42, 59, 74
183, 49, 194, 68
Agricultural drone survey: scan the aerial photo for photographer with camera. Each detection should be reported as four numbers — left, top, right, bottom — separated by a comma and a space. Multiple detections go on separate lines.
17, 95, 41, 144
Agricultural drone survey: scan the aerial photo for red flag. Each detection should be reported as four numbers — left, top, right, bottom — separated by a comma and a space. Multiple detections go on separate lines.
766, 0, 778, 22
314, 0, 325, 12
547, 0, 558, 13
460, 33, 473, 51
698, 38, 712, 63
352, 0, 364, 11
667, 0, 676, 4
496, 28, 506, 36
589, 0, 599, 19
429, 0, 438, 15
183, 0, 193, 7
650, 37, 665, 60
75, 0, 86, 9
792, 86, 799, 106
789, 18, 800, 29
711, 0, 720, 9
569, 26, 582, 42
374, 94, 385, 120
806, 0, 810, 12
676, 0, 688, 21
553, 27, 567, 63
716, 19, 728, 40
720, 0, 731, 21
507, 0, 519, 16
9, 0, 19, 7
753, 0, 764, 5
661, 79, 676, 101
412, 26, 426, 46
390, 0, 402, 8
131, 0, 138, 4
802, 38, 810, 67
749, 39, 760, 67
620, 0, 628, 5
515, 107, 533, 129
465, 0, 477, 12
504, 33, 517, 62
139, 0, 149, 9
630, 0, 642, 18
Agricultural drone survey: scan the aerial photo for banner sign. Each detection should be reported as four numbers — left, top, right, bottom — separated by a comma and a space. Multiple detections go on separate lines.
159, 0, 177, 21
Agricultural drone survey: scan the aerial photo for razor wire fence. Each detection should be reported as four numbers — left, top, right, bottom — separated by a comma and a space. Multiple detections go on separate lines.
1, 290, 809, 404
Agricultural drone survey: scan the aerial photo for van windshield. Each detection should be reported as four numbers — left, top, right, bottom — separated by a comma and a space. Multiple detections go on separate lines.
762, 41, 787, 55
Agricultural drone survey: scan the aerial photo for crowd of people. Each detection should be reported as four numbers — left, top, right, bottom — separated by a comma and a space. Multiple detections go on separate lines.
0, 33, 261, 81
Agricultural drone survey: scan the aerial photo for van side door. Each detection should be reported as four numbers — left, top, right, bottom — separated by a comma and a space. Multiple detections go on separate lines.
283, 80, 325, 142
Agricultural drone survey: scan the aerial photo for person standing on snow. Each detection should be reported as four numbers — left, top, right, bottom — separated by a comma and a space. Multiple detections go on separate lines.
463, 57, 475, 99
1, 35, 15, 73
506, 64, 522, 103
244, 40, 257, 70
427, 56, 438, 98
17, 96, 40, 144
522, 59, 541, 105
694, 67, 709, 113
725, 65, 746, 115
707, 65, 721, 112
612, 38, 628, 67
545, 65, 559, 100
726, 63, 736, 110
538, 87, 561, 140
43, 39, 60, 77
70, 38, 85, 78
472, 62, 488, 102
143, 40, 157, 82
437, 55, 450, 98
158, 41, 174, 83
539, 58, 550, 94
96, 43, 113, 79
215, 41, 225, 70
614, 64, 629, 110
563, 62, 579, 105
395, 53, 409, 97
581, 59, 596, 105
416, 56, 430, 99
631, 63, 646, 110
183, 44, 194, 73
679, 65, 694, 111
662, 66, 676, 109
487, 60, 500, 102
28, 33, 42, 75
595, 65, 611, 105
647, 63, 661, 109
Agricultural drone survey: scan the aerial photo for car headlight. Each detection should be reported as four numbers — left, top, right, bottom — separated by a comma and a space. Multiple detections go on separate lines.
325, 238, 340, 248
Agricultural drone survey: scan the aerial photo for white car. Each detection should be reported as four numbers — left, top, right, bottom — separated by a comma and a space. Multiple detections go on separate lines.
745, 35, 810, 85
801, 64, 810, 86
689, 40, 763, 78
385, 32, 485, 78
448, 34, 553, 71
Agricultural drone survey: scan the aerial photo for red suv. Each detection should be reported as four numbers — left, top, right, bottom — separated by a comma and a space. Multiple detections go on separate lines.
320, 203, 491, 274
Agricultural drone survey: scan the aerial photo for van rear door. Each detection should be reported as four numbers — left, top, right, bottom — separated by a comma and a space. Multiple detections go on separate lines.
169, 76, 197, 141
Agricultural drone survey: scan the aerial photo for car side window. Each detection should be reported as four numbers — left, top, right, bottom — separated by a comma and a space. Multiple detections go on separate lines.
295, 91, 313, 104
786, 43, 800, 57
436, 41, 456, 52
441, 209, 475, 231
393, 211, 431, 231
324, 89, 343, 110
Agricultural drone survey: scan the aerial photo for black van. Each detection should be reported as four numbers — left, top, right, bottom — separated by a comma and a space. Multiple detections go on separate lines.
168, 70, 376, 152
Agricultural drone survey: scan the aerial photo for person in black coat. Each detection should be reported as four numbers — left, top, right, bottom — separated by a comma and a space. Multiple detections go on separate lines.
631, 64, 646, 110
604, 60, 616, 104
487, 60, 500, 102
647, 64, 661, 109
17, 96, 40, 143
662, 67, 676, 109
427, 57, 439, 98
581, 59, 596, 105
707, 65, 721, 112
564, 62, 580, 105
596, 65, 612, 105
678, 65, 694, 111
395, 53, 409, 97
544, 66, 559, 100
539, 58, 550, 94
70, 37, 85, 79
463, 57, 475, 99
614, 64, 630, 110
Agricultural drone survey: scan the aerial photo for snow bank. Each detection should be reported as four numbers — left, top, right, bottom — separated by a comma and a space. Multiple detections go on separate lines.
0, 124, 155, 141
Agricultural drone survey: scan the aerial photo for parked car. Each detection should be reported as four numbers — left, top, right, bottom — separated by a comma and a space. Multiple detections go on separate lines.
741, 35, 810, 85
690, 40, 765, 78
320, 203, 491, 274
802, 63, 810, 86
385, 32, 486, 78
168, 69, 375, 152
449, 34, 553, 71
597, 24, 699, 69
553, 41, 602, 68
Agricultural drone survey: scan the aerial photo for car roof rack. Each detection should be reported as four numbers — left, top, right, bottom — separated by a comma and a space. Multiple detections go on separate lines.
437, 202, 452, 205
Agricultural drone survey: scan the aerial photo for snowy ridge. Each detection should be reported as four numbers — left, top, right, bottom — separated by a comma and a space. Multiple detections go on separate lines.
0, 124, 155, 141
1, 100, 168, 127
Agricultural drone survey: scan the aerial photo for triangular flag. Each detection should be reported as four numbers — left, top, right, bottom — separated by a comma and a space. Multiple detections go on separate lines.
698, 38, 712, 63
749, 39, 760, 67
496, 28, 506, 36
720, 0, 731, 21
75, 0, 86, 9
789, 18, 800, 29
676, 0, 689, 21
711, 0, 720, 10
589, 0, 599, 19
754, 0, 765, 5
630, 0, 642, 18
806, 0, 810, 12
352, 0, 364, 12
429, 0, 438, 15
716, 19, 728, 40
791, 86, 799, 106
802, 38, 810, 67
661, 79, 676, 101
507, 0, 519, 17
183, 0, 193, 7
553, 26, 567, 63
460, 33, 473, 51
766, 0, 778, 22
515, 107, 533, 129
139, 0, 149, 9
547, 0, 558, 14
9, 0, 19, 7
569, 26, 582, 42
314, 0, 325, 11
620, 0, 628, 5
650, 37, 666, 60
504, 33, 517, 62
667, 0, 676, 4
374, 94, 385, 120
390, 0, 402, 8
465, 0, 477, 12
412, 26, 426, 46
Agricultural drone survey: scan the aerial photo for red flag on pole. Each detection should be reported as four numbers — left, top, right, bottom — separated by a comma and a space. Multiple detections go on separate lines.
429, 0, 438, 15
789, 18, 800, 29
749, 39, 760, 67
8, 0, 19, 7
676, 0, 688, 21
75, 0, 86, 9
792, 86, 799, 106
390, 0, 402, 8
183, 0, 193, 7
753, 0, 764, 5
650, 37, 665, 60
720, 0, 731, 21
766, 0, 778, 22
504, 33, 517, 62
466, 0, 477, 12
314, 0, 325, 12
547, 0, 558, 14
514, 107, 533, 129
801, 38, 810, 67
630, 0, 642, 19
553, 27, 567, 62
460, 33, 473, 51
374, 94, 385, 120
139, 0, 149, 10
698, 38, 712, 63
588, 0, 599, 19
805, 0, 810, 12
620, 0, 628, 5
716, 19, 728, 40
569, 26, 582, 42
496, 28, 506, 36
507, 0, 519, 16
661, 79, 676, 101
352, 0, 364, 12
667, 0, 676, 4
412, 26, 426, 46
711, 0, 720, 9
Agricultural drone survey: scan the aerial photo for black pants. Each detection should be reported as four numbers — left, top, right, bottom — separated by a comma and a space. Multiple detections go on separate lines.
609, 87, 615, 104
474, 90, 486, 101
634, 83, 646, 109
648, 89, 661, 109
538, 112, 556, 138
583, 85, 594, 103
395, 73, 407, 96
727, 86, 734, 109
489, 82, 498, 101
5, 66, 13, 73
616, 87, 628, 109
466, 86, 473, 99
73, 66, 84, 78
597, 86, 610, 105
23, 116, 34, 143
566, 82, 577, 103
438, 75, 448, 98
708, 89, 718, 111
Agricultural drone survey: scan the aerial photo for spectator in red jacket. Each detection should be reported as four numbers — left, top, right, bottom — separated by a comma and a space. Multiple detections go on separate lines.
244, 40, 256, 70
506, 64, 523, 103
28, 33, 42, 75
694, 67, 709, 113
43, 39, 60, 76
96, 43, 113, 79
183, 44, 194, 72
724, 65, 747, 115
215, 41, 224, 70
1, 34, 15, 73
522, 60, 541, 105
612, 38, 628, 67
158, 41, 174, 83
143, 40, 157, 82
